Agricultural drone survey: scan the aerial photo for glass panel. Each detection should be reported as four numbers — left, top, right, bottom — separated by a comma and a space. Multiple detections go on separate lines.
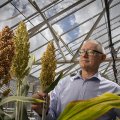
0, 3, 25, 29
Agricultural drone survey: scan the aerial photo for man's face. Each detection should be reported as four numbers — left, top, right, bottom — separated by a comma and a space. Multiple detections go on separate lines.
79, 42, 105, 71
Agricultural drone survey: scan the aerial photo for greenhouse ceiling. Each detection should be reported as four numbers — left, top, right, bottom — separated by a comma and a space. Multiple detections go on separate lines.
0, 0, 120, 84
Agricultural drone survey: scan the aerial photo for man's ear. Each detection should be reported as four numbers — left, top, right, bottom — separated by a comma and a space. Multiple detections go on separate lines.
101, 54, 106, 62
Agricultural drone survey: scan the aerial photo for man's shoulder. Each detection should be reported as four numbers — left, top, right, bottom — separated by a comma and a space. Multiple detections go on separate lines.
101, 76, 117, 83
100, 76, 120, 90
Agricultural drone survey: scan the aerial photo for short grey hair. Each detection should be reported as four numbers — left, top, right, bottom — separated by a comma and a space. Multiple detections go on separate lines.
83, 39, 106, 54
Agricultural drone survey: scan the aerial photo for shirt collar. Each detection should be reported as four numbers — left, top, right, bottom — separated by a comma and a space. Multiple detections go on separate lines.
71, 71, 103, 81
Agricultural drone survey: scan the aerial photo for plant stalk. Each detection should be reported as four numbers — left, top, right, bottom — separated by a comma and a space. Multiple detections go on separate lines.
42, 96, 48, 120
15, 79, 22, 120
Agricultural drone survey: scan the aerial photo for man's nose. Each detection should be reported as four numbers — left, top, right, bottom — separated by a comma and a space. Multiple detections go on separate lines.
82, 52, 88, 57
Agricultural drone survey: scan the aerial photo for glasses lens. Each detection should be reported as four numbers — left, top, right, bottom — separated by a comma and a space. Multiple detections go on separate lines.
79, 50, 85, 55
87, 50, 95, 55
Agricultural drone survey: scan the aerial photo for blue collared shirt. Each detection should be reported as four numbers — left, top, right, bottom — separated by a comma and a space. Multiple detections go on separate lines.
46, 72, 120, 120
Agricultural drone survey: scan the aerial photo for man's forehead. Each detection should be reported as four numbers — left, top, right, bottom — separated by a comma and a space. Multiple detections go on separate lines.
82, 41, 98, 48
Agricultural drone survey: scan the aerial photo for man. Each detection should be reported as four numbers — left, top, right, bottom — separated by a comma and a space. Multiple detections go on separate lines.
32, 39, 120, 120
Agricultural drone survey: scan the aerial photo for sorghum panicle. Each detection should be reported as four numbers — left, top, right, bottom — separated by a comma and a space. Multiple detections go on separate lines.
11, 21, 30, 80
0, 26, 14, 81
40, 42, 56, 91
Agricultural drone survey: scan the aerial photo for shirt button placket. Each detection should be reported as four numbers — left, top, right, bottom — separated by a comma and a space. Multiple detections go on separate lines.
80, 80, 87, 99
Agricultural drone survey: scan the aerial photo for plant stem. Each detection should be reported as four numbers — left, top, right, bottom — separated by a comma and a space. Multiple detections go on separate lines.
15, 79, 21, 120
42, 96, 48, 120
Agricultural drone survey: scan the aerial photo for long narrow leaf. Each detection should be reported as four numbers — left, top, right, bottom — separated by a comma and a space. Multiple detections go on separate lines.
3, 113, 15, 120
58, 93, 119, 119
68, 103, 112, 120
0, 96, 44, 106
58, 93, 120, 120
0, 108, 15, 120
44, 72, 63, 93
58, 100, 81, 119
26, 55, 35, 76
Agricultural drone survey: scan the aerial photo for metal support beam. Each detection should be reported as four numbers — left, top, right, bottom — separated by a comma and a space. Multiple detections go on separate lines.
104, 0, 118, 83
0, 0, 12, 8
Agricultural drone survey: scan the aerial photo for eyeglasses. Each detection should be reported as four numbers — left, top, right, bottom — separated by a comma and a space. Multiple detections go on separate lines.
79, 49, 103, 56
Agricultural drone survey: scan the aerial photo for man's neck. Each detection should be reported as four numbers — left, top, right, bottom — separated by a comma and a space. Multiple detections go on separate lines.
81, 70, 98, 80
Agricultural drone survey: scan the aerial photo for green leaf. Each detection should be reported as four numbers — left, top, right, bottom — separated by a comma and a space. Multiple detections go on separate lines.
0, 108, 15, 120
0, 115, 3, 120
44, 72, 63, 93
58, 93, 120, 120
27, 55, 35, 75
3, 113, 15, 120
0, 108, 4, 115
21, 55, 35, 79
0, 96, 45, 106
70, 103, 112, 120
58, 100, 82, 120
20, 76, 29, 96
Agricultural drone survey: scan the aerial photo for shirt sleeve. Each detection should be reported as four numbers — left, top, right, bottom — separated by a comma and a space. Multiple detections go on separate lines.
46, 91, 58, 120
